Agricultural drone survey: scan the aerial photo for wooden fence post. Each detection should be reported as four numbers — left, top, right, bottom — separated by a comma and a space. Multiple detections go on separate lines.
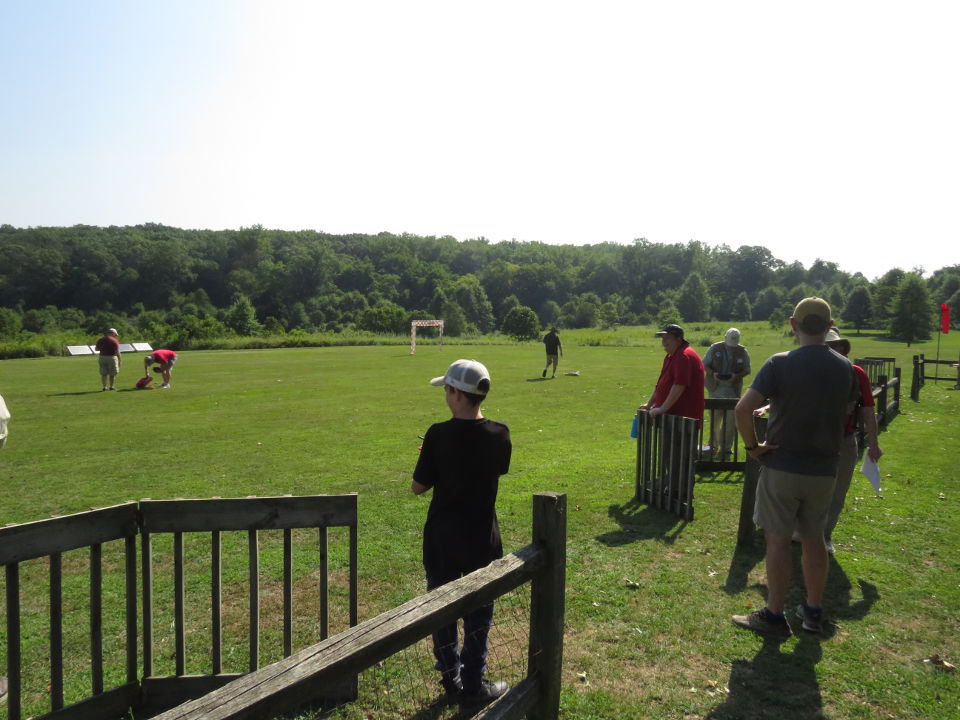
877, 375, 889, 428
910, 355, 921, 401
527, 492, 567, 720
737, 416, 766, 545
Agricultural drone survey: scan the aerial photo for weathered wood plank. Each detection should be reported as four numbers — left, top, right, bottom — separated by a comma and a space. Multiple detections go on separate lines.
6, 562, 21, 720
50, 553, 64, 710
33, 681, 140, 720
151, 545, 544, 720
527, 493, 566, 720
474, 675, 539, 720
139, 495, 357, 533
0, 503, 138, 565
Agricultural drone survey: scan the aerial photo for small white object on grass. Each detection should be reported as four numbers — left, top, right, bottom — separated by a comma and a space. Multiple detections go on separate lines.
564, 370, 581, 376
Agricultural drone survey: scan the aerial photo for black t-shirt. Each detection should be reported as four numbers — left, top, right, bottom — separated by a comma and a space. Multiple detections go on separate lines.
413, 417, 512, 574
751, 344, 857, 476
543, 332, 561, 354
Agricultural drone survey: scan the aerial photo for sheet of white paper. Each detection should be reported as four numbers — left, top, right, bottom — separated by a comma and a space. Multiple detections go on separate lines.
860, 454, 882, 495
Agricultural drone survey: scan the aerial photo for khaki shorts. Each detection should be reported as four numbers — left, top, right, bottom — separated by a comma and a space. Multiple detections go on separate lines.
98, 354, 119, 377
754, 465, 835, 539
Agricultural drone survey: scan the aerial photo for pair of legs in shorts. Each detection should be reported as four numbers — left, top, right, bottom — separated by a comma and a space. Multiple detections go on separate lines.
99, 354, 119, 390
754, 466, 835, 613
542, 354, 558, 378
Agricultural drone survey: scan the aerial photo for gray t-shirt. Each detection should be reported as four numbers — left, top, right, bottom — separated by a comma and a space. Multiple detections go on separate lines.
750, 344, 857, 476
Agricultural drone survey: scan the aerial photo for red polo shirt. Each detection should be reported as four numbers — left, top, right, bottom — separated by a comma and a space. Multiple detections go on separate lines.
652, 341, 705, 424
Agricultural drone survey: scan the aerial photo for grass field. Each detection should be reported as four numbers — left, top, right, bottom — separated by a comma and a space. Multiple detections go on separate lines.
0, 322, 958, 719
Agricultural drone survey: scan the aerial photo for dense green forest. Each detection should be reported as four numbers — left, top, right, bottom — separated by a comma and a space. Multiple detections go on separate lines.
0, 223, 957, 350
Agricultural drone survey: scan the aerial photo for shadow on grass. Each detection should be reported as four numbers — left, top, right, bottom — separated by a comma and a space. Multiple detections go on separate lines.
696, 470, 743, 484
707, 634, 824, 720
525, 377, 550, 382
596, 497, 688, 546
48, 390, 112, 396
723, 537, 881, 636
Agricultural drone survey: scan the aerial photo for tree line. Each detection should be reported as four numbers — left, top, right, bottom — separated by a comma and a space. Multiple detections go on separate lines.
0, 223, 956, 348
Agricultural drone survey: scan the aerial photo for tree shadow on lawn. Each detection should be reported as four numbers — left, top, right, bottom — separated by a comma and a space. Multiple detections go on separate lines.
706, 634, 825, 720
596, 497, 688, 546
723, 537, 881, 638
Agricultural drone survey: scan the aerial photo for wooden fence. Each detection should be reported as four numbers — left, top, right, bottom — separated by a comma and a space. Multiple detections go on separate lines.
1, 494, 358, 720
910, 352, 960, 400
635, 410, 699, 520
151, 492, 568, 720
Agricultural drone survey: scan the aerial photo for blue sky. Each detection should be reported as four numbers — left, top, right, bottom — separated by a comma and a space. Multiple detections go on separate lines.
2, 1, 958, 282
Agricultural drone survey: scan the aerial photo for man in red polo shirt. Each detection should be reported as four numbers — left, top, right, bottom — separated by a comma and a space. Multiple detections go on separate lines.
641, 323, 705, 425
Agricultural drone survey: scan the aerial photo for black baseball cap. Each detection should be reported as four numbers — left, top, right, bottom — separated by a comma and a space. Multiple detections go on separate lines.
655, 323, 685, 340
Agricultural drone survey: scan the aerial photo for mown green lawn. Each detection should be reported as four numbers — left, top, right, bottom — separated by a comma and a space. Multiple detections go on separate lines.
0, 323, 957, 719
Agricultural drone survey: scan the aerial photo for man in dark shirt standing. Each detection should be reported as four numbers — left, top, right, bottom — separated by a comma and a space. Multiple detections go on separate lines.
733, 298, 857, 637
541, 327, 563, 378
94, 328, 121, 391
412, 359, 512, 707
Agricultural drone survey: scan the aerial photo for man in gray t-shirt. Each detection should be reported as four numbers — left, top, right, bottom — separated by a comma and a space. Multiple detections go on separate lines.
731, 297, 856, 637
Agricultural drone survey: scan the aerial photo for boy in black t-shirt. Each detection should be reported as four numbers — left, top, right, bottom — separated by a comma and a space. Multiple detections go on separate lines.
412, 359, 512, 706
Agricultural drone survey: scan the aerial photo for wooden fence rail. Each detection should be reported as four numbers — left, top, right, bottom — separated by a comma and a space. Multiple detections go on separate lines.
910, 352, 960, 400
1, 494, 358, 720
152, 492, 568, 720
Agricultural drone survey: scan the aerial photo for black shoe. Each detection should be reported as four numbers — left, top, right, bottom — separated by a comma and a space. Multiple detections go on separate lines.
796, 603, 824, 633
542, 369, 547, 378
461, 678, 509, 706
732, 607, 792, 638
439, 676, 462, 704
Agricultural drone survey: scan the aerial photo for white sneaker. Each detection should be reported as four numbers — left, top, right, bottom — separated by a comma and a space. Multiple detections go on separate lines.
160, 383, 170, 389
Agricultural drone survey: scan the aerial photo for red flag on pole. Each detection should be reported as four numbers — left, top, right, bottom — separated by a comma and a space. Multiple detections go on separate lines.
941, 304, 950, 334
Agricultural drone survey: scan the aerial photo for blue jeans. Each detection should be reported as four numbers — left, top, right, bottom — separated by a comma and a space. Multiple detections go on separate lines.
426, 570, 494, 689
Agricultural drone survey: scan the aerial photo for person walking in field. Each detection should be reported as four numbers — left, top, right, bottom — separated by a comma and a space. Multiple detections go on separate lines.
94, 328, 122, 391
541, 327, 563, 378
411, 359, 512, 708
703, 327, 751, 458
732, 298, 857, 637
143, 349, 177, 389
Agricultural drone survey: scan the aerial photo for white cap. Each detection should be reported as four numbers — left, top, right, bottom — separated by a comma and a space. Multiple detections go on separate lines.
430, 359, 491, 394
107, 328, 118, 335
724, 328, 741, 346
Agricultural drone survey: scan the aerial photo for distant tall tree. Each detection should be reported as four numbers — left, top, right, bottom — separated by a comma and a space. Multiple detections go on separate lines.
731, 292, 752, 321
785, 283, 818, 306
676, 272, 712, 322
440, 300, 468, 337
752, 286, 785, 320
224, 294, 262, 335
0, 307, 21, 337
359, 303, 406, 334
872, 268, 906, 325
501, 305, 540, 340
449, 274, 495, 333
826, 284, 845, 315
842, 286, 873, 334
539, 300, 561, 328
655, 300, 683, 328
598, 302, 619, 328
768, 303, 793, 330
889, 274, 933, 345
